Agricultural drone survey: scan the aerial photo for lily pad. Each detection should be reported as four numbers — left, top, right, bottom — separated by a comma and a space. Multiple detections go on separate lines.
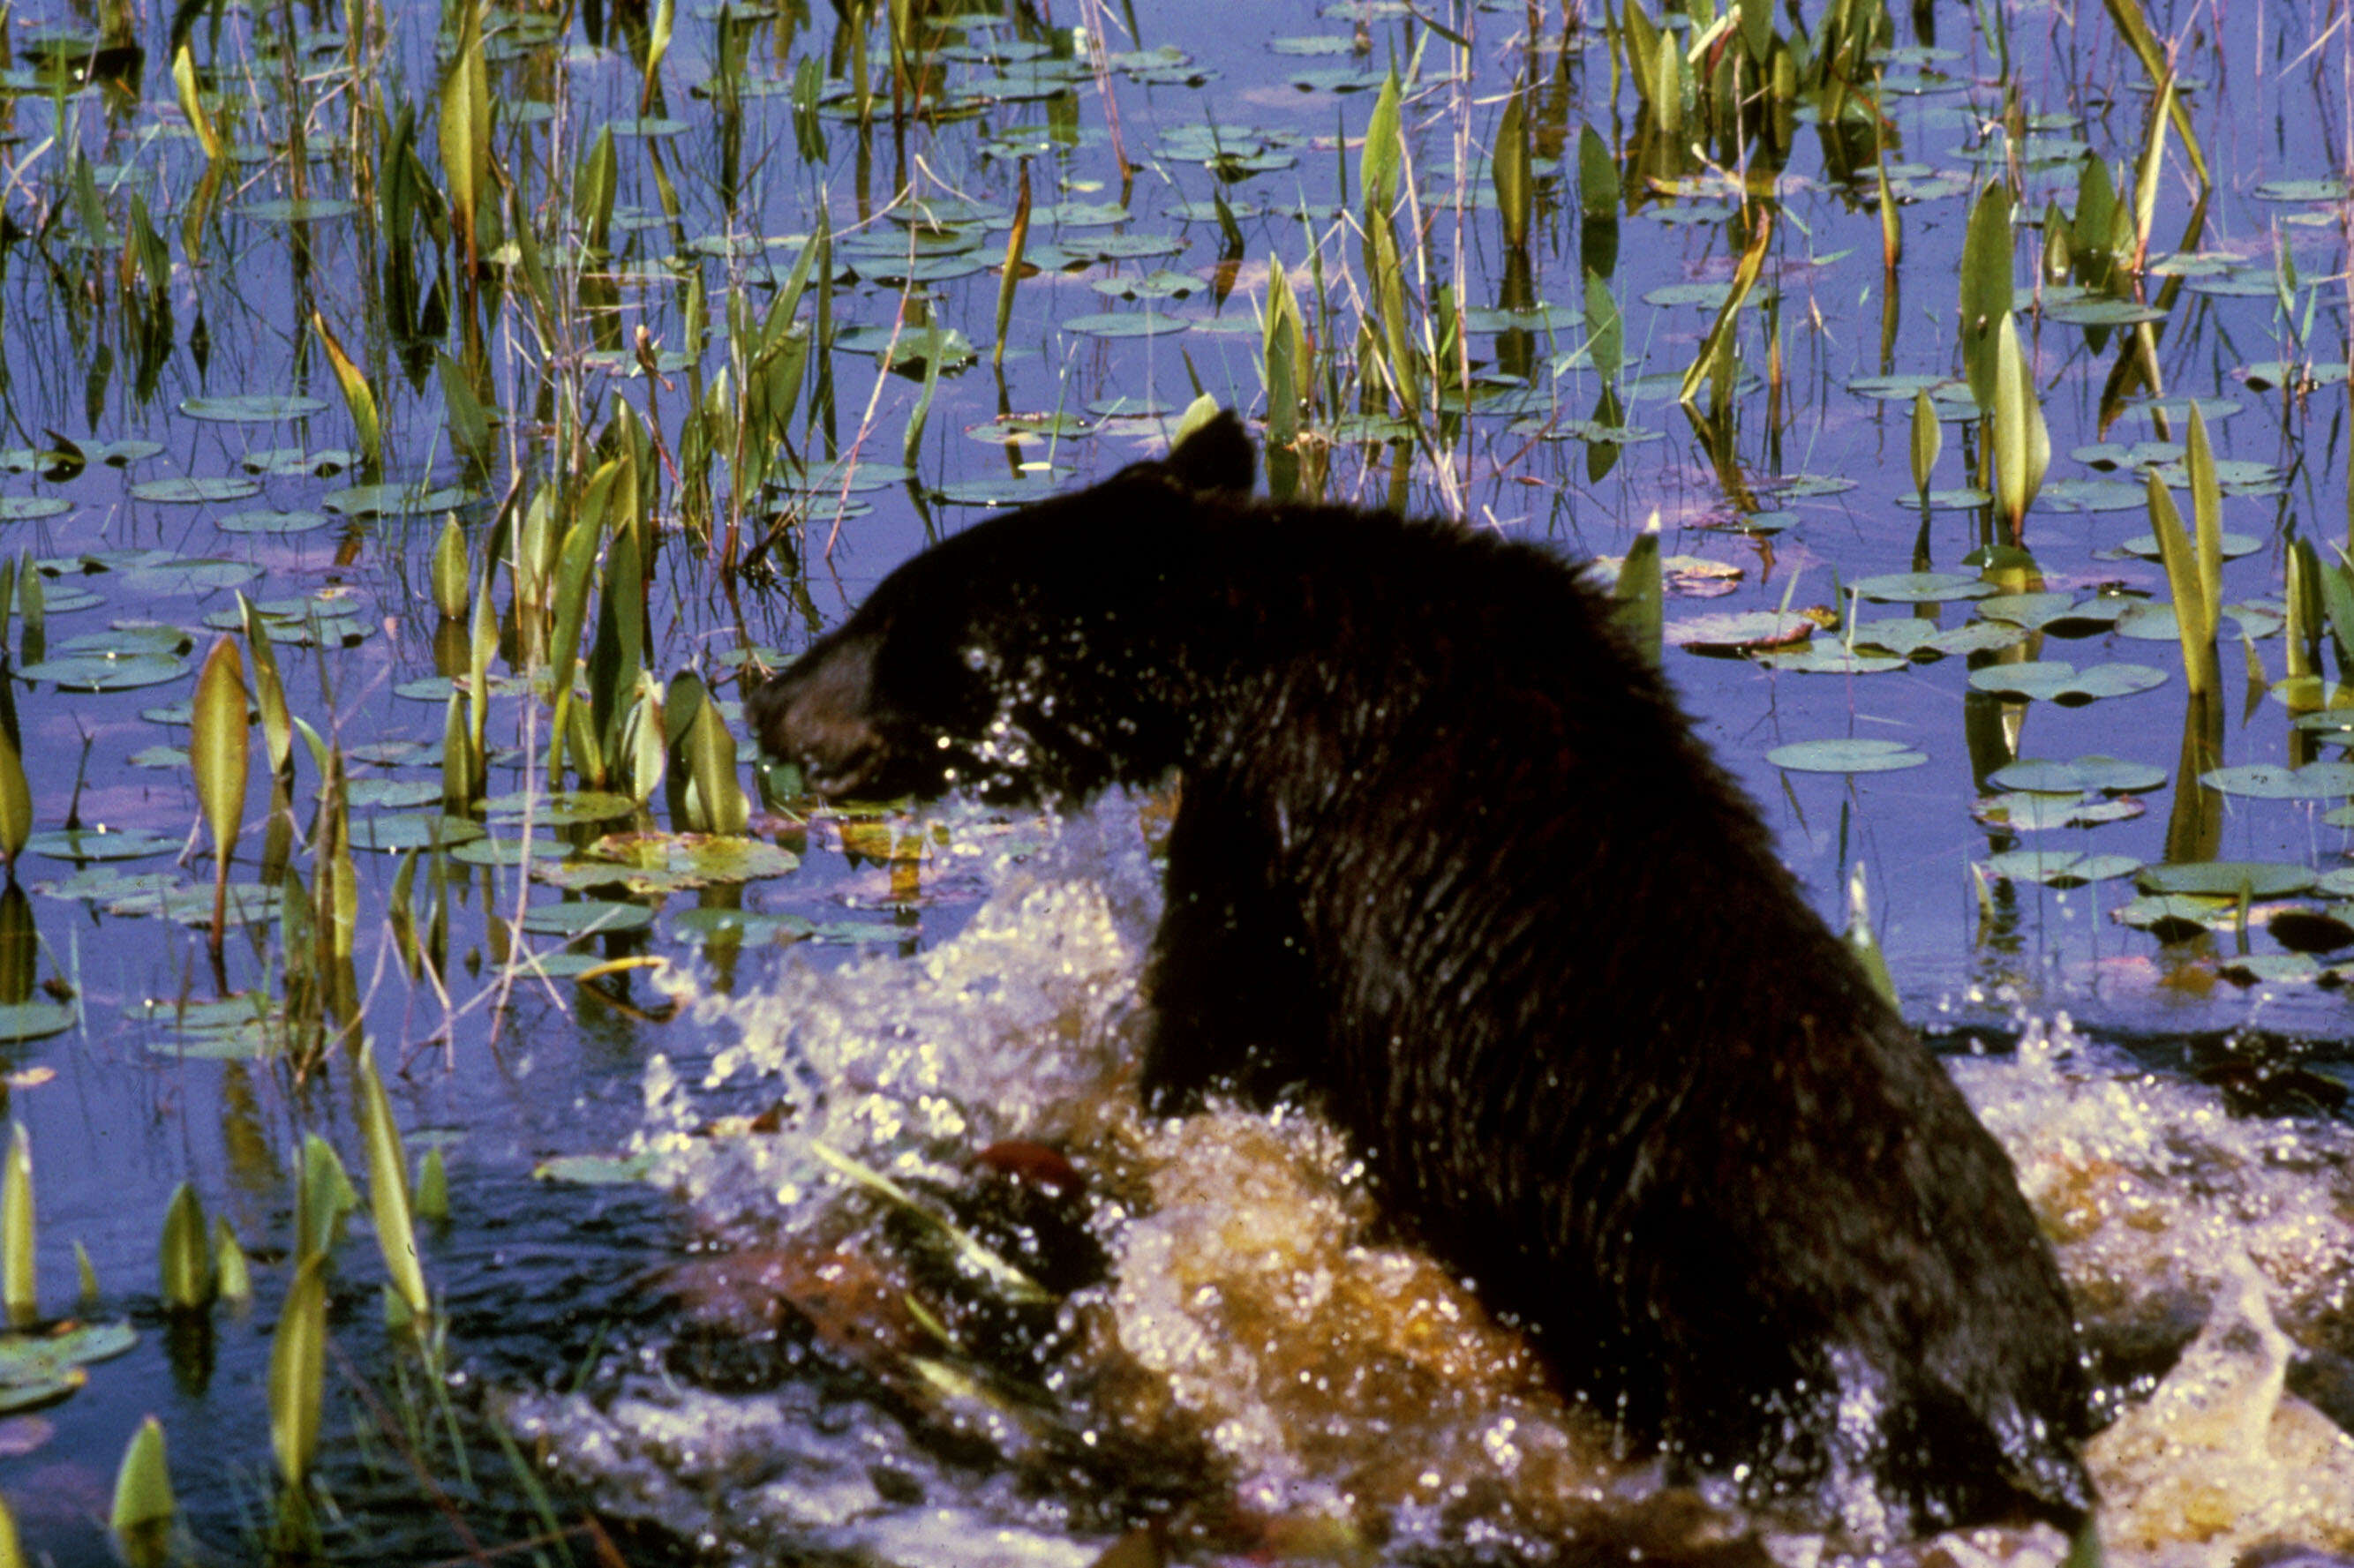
178, 394, 331, 423
1847, 619, 2027, 660
1972, 792, 2144, 830
2220, 953, 2322, 985
107, 881, 282, 927
519, 900, 655, 938
0, 1002, 71, 1042
1666, 611, 1813, 653
2113, 530, 2263, 562
669, 908, 819, 943
127, 476, 262, 505
480, 791, 640, 827
1848, 572, 1997, 604
15, 653, 188, 691
1060, 311, 1191, 338
2136, 861, 2315, 898
0, 498, 70, 521
533, 1152, 658, 1185
216, 508, 333, 535
1967, 661, 2169, 704
576, 832, 803, 887
1981, 851, 2142, 887
26, 827, 180, 861
1765, 738, 1929, 773
1989, 757, 2166, 794
2198, 763, 2354, 799
346, 814, 487, 852
1757, 645, 1908, 675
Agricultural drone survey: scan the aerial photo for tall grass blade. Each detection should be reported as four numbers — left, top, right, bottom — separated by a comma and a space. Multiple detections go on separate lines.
0, 694, 30, 877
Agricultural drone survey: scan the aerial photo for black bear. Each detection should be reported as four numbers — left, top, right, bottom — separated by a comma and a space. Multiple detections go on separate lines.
746, 413, 2094, 1541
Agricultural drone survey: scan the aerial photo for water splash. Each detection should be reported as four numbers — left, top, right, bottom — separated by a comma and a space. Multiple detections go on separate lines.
519, 814, 2354, 1566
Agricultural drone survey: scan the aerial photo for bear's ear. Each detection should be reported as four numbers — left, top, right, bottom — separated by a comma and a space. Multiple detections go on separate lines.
1160, 409, 1256, 497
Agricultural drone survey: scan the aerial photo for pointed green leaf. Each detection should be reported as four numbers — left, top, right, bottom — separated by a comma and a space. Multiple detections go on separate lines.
356, 1049, 428, 1322
0, 1126, 29, 1326
157, 1182, 212, 1310
109, 1416, 173, 1534
268, 1255, 327, 1487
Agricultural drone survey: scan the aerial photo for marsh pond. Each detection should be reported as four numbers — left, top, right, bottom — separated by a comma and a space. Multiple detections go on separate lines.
0, 0, 2348, 1563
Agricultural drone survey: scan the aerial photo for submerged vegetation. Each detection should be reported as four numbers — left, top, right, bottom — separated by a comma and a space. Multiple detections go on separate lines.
0, 0, 2336, 1558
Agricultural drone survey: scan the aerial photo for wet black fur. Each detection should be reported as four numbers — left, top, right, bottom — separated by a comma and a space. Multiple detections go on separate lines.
746, 414, 2094, 1539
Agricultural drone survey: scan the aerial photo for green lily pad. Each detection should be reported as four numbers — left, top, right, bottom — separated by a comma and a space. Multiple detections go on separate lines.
0, 498, 70, 521
1765, 738, 1929, 773
2241, 361, 2350, 391
1089, 270, 1201, 301
1666, 611, 1813, 653
2220, 953, 2322, 985
322, 483, 481, 518
107, 881, 282, 927
1988, 756, 2166, 794
2198, 763, 2354, 799
1756, 645, 1907, 674
1061, 311, 1191, 338
2041, 296, 2168, 326
1848, 572, 1997, 604
480, 791, 640, 827
518, 900, 655, 938
1981, 850, 2142, 887
2113, 530, 2263, 562
216, 508, 333, 535
26, 827, 180, 861
669, 908, 819, 943
30, 868, 176, 903
532, 1152, 658, 1185
930, 472, 1075, 507
178, 394, 331, 423
0, 1002, 72, 1041
2036, 478, 2151, 512
1967, 660, 2169, 704
239, 197, 361, 221
2253, 178, 2352, 201
127, 476, 263, 505
16, 652, 188, 690
2136, 861, 2314, 898
1973, 792, 2144, 830
574, 832, 802, 888
1847, 619, 2027, 660
347, 778, 445, 811
2114, 601, 2283, 641
346, 814, 487, 852
2115, 894, 2234, 936
447, 837, 556, 868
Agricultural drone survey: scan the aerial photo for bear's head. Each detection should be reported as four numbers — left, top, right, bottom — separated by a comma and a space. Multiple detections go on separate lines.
747, 412, 1256, 803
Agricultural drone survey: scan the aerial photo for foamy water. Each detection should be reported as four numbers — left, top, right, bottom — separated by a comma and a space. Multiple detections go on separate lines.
506, 800, 2354, 1567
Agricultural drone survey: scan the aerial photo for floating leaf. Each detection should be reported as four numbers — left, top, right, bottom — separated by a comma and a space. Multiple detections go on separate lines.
1848, 572, 1997, 604
1765, 739, 1929, 773
516, 900, 654, 938
1665, 611, 1813, 653
2197, 763, 2354, 799
2136, 861, 2314, 898
1973, 792, 2144, 830
1967, 660, 2169, 704
127, 476, 262, 505
1982, 851, 2142, 887
1988, 756, 2166, 794
531, 1152, 658, 1185
177, 395, 330, 423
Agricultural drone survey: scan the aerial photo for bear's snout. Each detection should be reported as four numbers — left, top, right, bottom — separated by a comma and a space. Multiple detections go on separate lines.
748, 636, 891, 799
